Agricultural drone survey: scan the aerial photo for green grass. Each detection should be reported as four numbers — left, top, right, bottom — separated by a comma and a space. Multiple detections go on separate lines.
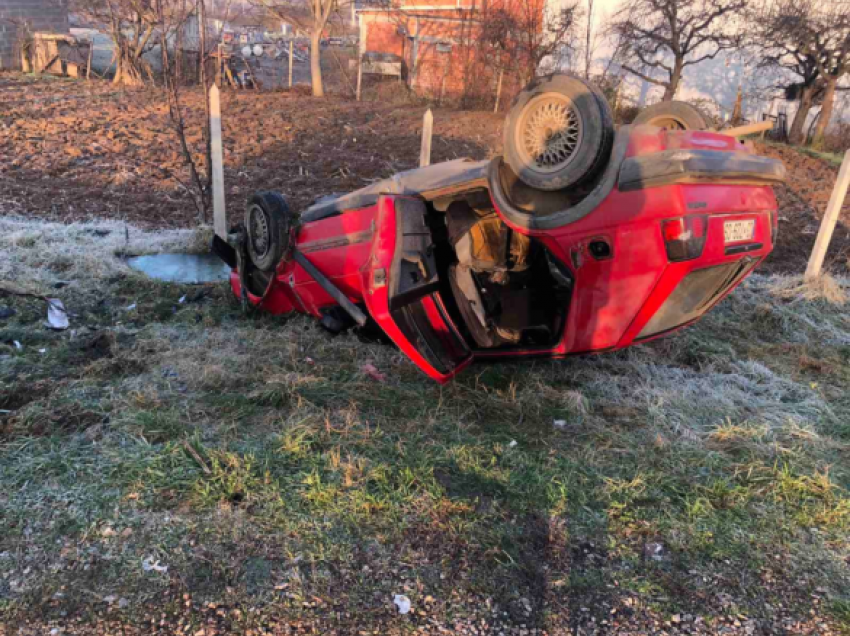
798, 146, 845, 168
761, 139, 844, 168
2, 218, 850, 632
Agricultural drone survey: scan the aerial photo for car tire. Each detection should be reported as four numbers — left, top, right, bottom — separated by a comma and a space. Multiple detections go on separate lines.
245, 191, 293, 272
504, 73, 614, 191
632, 101, 708, 131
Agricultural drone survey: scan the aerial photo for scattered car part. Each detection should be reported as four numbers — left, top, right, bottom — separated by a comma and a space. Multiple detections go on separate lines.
45, 298, 69, 330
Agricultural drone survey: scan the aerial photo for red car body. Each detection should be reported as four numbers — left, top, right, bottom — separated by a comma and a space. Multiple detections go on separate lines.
228, 126, 784, 383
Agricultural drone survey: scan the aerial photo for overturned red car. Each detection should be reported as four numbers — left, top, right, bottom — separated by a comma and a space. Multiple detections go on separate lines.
213, 74, 785, 383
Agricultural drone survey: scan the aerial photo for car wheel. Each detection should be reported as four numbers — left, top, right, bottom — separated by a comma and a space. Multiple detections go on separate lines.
632, 101, 708, 131
504, 73, 614, 191
245, 191, 293, 272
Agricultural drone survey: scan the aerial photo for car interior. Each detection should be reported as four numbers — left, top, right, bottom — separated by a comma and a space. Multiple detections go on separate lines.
427, 188, 574, 350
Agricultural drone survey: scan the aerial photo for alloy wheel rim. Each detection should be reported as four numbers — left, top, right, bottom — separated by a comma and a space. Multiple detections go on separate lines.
517, 93, 584, 175
248, 204, 270, 258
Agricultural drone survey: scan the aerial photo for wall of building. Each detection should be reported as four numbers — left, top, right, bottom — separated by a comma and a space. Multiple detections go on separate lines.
360, 0, 543, 102
0, 0, 69, 70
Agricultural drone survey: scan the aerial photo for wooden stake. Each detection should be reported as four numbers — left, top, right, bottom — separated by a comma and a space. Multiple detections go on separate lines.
356, 55, 363, 102
288, 40, 293, 89
494, 69, 504, 114
420, 109, 433, 168
209, 84, 227, 239
805, 150, 850, 280
217, 43, 223, 87
719, 120, 774, 138
86, 38, 93, 81
241, 55, 258, 89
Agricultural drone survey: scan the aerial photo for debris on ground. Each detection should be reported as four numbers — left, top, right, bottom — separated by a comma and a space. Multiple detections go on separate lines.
141, 556, 168, 574
393, 594, 411, 615
361, 363, 386, 382
45, 298, 69, 330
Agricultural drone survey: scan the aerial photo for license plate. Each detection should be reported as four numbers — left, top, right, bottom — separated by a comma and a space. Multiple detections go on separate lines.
724, 220, 755, 244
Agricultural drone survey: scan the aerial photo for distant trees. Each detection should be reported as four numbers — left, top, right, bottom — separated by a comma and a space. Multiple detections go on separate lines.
809, 5, 850, 145
251, 0, 348, 97
71, 0, 156, 84
748, 0, 850, 145
478, 0, 581, 85
608, 0, 747, 101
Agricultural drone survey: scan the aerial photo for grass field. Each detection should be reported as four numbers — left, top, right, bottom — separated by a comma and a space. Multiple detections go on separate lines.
796, 146, 845, 169
2, 217, 850, 634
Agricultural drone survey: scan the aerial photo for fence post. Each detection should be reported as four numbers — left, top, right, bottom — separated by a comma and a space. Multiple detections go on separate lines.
420, 109, 433, 168
209, 84, 227, 239
805, 150, 850, 280
288, 41, 294, 89
356, 55, 363, 102
494, 69, 504, 114
86, 38, 93, 81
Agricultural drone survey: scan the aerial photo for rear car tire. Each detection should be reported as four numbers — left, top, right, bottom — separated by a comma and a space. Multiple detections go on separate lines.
245, 192, 292, 272
504, 73, 614, 191
632, 101, 708, 131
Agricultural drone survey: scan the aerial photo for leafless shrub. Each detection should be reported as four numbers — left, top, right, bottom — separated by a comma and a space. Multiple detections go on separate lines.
769, 274, 849, 306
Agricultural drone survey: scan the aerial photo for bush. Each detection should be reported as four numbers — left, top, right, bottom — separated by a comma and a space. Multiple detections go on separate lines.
819, 121, 850, 154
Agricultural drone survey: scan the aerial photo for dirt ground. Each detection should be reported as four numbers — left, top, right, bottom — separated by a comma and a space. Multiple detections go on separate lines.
757, 143, 850, 275
0, 74, 501, 228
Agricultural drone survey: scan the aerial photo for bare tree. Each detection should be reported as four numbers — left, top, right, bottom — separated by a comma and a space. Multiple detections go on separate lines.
155, 1, 210, 221
583, 0, 594, 79
479, 0, 580, 84
251, 0, 348, 97
608, 0, 747, 101
749, 0, 821, 144
71, 0, 161, 84
748, 0, 850, 145
806, 4, 850, 144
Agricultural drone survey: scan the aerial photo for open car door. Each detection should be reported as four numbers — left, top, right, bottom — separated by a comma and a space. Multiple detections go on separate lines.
360, 195, 473, 383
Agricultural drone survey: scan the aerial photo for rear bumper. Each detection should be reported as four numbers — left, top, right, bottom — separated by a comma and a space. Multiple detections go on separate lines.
618, 149, 786, 192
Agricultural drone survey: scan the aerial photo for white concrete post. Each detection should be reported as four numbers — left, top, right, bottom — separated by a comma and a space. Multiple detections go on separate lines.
288, 40, 293, 89
806, 150, 850, 280
356, 55, 363, 102
210, 84, 227, 239
420, 109, 433, 168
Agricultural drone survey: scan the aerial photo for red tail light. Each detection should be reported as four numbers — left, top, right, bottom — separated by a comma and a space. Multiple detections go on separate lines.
662, 216, 708, 262
663, 219, 685, 242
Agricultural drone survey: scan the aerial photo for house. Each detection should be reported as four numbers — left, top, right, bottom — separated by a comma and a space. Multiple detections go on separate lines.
0, 0, 69, 70
357, 0, 546, 100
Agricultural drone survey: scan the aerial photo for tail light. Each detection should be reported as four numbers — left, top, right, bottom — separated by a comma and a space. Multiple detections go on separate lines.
662, 216, 707, 262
